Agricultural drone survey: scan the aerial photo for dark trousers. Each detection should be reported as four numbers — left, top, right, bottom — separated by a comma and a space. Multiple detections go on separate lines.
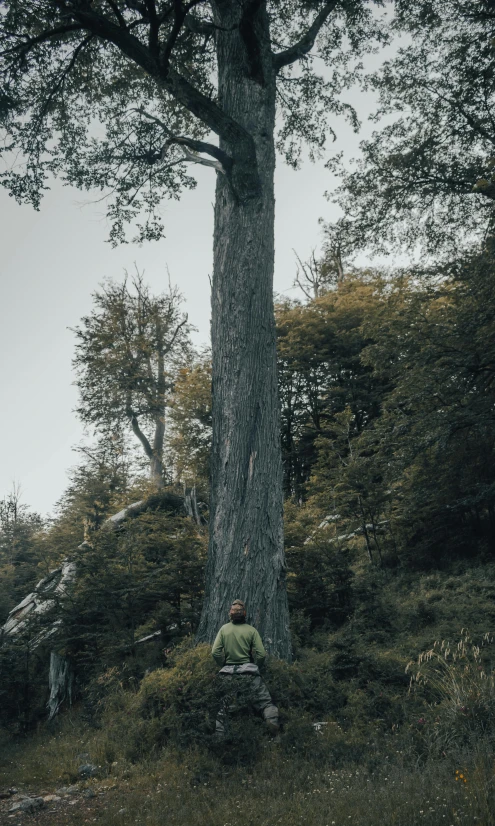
215, 672, 279, 735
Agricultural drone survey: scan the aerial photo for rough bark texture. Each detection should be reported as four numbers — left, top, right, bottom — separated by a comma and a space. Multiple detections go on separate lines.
47, 651, 74, 721
150, 434, 165, 488
197, 1, 291, 661
184, 485, 203, 527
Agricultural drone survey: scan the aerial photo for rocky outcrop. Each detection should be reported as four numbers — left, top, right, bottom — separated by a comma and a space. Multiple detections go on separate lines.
2, 559, 77, 638
1, 494, 181, 640
1, 489, 202, 719
9, 797, 45, 813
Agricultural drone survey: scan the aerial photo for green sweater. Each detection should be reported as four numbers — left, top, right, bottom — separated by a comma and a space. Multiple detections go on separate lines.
211, 622, 266, 667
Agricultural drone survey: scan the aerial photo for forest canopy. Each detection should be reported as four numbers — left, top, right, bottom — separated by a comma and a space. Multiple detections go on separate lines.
331, 0, 495, 256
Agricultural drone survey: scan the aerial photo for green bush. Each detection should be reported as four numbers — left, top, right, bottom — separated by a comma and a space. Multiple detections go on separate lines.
267, 652, 346, 718
137, 645, 218, 735
407, 631, 495, 756
0, 630, 52, 732
94, 644, 352, 765
124, 645, 268, 765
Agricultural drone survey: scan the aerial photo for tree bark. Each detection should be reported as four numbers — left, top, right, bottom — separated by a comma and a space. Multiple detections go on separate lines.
130, 411, 165, 488
47, 651, 74, 721
197, 1, 291, 661
150, 413, 165, 488
150, 318, 166, 488
150, 447, 165, 488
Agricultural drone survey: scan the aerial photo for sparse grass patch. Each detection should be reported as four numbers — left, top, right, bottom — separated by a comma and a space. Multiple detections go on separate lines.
3, 723, 495, 826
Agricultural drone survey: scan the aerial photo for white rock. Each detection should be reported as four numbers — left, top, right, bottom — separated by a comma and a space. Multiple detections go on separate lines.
8, 797, 44, 813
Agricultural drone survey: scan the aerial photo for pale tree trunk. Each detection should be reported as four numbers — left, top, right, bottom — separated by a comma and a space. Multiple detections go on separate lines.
150, 431, 165, 488
149, 409, 165, 487
197, 1, 291, 661
151, 321, 166, 488
47, 651, 74, 721
130, 411, 165, 489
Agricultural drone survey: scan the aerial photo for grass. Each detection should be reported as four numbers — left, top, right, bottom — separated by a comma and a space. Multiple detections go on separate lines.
1, 706, 494, 826
2, 565, 495, 825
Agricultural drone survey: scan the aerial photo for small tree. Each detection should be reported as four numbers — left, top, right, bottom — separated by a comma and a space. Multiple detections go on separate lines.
73, 276, 190, 488
0, 485, 44, 615
276, 275, 386, 500
168, 355, 212, 490
61, 506, 206, 678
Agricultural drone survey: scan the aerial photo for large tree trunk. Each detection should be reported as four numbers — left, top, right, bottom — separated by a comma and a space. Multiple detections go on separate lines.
197, 1, 291, 661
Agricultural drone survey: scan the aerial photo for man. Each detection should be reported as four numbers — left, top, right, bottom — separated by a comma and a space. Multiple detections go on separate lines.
211, 599, 279, 736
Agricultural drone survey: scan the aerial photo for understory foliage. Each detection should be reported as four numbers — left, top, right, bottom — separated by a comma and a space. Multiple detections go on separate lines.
3, 247, 495, 736
3, 626, 495, 825
407, 630, 495, 755
0, 485, 207, 731
2, 483, 495, 821
0, 486, 44, 619
62, 500, 206, 682
280, 249, 495, 575
93, 628, 495, 770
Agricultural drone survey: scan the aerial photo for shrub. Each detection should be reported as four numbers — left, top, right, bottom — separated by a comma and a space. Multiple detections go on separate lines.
126, 644, 268, 764
94, 644, 352, 764
0, 629, 52, 732
406, 630, 495, 755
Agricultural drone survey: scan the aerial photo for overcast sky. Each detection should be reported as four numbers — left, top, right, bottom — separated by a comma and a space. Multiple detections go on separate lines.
0, 47, 392, 518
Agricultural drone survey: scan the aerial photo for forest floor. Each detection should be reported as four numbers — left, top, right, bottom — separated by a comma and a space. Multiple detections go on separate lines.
0, 730, 490, 826
2, 565, 495, 825
1, 786, 111, 825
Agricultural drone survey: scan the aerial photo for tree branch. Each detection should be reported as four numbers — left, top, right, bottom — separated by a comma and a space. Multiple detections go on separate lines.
103, 0, 127, 28
163, 314, 189, 355
60, 4, 159, 74
183, 10, 237, 36
160, 0, 188, 72
6, 2, 259, 196
184, 11, 215, 35
129, 412, 154, 459
165, 66, 253, 150
143, 0, 160, 54
422, 81, 495, 147
130, 106, 174, 134
0, 24, 83, 59
163, 135, 232, 172
272, 0, 338, 73
39, 35, 93, 121
131, 107, 232, 171
58, 6, 254, 152
179, 145, 227, 172
160, 0, 205, 70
